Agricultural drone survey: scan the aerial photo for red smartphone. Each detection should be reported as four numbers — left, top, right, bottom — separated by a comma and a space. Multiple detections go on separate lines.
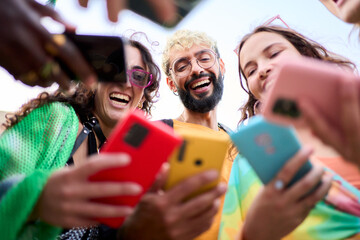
89, 110, 182, 228
262, 56, 360, 130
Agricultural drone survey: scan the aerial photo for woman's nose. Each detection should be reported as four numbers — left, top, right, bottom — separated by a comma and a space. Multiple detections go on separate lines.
259, 67, 271, 80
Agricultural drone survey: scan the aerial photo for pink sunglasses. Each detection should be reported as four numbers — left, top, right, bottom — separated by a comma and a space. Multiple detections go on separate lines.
234, 15, 291, 55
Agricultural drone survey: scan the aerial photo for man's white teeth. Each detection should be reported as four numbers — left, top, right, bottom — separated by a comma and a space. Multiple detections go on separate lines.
191, 79, 210, 89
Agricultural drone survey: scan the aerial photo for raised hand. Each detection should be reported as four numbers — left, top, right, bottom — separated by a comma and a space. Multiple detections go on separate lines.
78, 0, 177, 23
0, 0, 96, 90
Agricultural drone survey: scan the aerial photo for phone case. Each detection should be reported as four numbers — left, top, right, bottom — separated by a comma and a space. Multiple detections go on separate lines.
262, 56, 360, 130
165, 127, 230, 199
230, 116, 312, 186
54, 33, 127, 82
128, 0, 204, 28
89, 110, 182, 228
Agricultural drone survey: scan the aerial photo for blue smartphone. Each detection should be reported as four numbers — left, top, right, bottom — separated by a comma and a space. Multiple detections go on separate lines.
230, 116, 312, 187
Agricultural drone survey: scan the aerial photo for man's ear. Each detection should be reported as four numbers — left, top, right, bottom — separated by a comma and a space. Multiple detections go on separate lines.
219, 58, 226, 75
166, 77, 177, 92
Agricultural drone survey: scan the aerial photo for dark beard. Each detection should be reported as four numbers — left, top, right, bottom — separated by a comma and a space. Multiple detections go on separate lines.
176, 72, 224, 113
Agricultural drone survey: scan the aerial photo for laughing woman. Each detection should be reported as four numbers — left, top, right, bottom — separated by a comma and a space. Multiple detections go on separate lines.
0, 38, 161, 240
219, 25, 360, 240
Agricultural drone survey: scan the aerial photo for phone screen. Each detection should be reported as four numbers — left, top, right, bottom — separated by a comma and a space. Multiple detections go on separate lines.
55, 33, 127, 83
128, 0, 204, 28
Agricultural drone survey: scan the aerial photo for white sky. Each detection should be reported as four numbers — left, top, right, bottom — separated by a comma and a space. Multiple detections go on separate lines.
0, 0, 359, 130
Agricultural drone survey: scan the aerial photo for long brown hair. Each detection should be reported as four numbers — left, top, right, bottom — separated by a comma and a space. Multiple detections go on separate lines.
4, 39, 161, 129
237, 25, 356, 124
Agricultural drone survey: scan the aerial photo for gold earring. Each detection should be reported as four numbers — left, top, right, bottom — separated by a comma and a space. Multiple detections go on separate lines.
138, 102, 143, 109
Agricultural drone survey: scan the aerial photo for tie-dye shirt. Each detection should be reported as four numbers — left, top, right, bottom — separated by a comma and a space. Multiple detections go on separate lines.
219, 155, 360, 240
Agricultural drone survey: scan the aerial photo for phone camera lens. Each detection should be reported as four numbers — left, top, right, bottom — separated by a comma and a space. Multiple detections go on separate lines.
272, 98, 301, 118
194, 159, 203, 166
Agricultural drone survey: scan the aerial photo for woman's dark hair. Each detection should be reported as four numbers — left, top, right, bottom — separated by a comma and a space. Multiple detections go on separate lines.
237, 25, 356, 124
128, 39, 160, 113
4, 38, 161, 129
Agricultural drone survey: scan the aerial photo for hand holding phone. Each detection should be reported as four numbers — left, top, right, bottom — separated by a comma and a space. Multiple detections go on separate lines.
89, 110, 182, 228
53, 32, 127, 83
262, 56, 360, 130
230, 116, 313, 187
128, 0, 204, 28
165, 127, 229, 199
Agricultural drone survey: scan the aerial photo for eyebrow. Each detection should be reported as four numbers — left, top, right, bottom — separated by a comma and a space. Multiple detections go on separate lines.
195, 49, 212, 55
131, 65, 145, 70
172, 49, 213, 65
243, 43, 283, 72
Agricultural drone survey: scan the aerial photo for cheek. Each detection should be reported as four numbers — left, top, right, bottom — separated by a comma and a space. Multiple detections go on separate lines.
247, 78, 261, 99
133, 88, 145, 103
95, 88, 107, 105
289, 51, 302, 58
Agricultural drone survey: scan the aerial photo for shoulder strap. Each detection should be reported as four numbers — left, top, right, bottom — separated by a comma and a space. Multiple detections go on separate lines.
160, 119, 174, 128
67, 116, 106, 165
218, 122, 233, 134
94, 123, 106, 149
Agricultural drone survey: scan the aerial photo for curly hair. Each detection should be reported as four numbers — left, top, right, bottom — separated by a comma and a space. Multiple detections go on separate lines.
162, 29, 220, 77
128, 39, 160, 113
237, 25, 356, 124
4, 38, 161, 129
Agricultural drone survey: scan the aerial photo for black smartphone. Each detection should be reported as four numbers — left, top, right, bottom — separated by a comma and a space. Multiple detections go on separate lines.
54, 32, 127, 82
128, 0, 204, 28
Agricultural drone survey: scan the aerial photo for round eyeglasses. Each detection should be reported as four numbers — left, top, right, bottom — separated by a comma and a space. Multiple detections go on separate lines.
127, 69, 153, 88
169, 49, 217, 78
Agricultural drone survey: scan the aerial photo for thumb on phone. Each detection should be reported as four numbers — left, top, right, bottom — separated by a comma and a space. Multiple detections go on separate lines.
148, 162, 169, 193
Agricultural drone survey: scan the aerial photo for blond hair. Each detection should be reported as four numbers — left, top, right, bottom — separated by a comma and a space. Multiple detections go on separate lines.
162, 29, 218, 76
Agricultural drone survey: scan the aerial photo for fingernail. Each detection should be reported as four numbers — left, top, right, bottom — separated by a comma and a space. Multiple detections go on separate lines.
162, 162, 170, 171
130, 184, 143, 194
217, 182, 227, 193
122, 207, 134, 215
304, 146, 314, 155
213, 198, 221, 208
274, 179, 284, 190
117, 153, 131, 164
205, 170, 219, 180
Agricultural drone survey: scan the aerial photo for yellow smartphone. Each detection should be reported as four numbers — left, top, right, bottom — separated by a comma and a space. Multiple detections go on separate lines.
165, 127, 229, 199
